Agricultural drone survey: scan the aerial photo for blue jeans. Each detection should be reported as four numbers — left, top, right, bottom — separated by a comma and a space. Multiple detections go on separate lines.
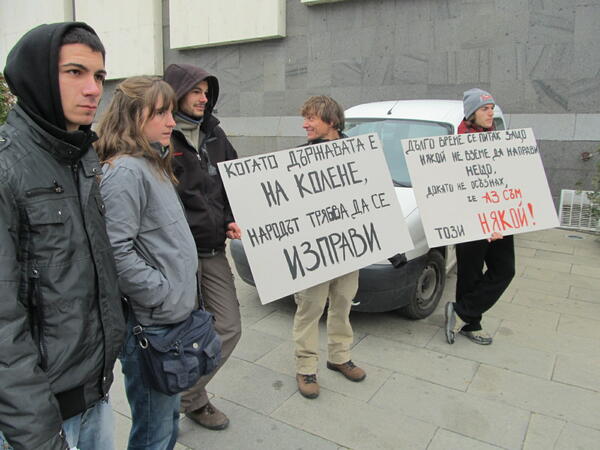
0, 398, 114, 450
120, 319, 180, 450
63, 398, 115, 449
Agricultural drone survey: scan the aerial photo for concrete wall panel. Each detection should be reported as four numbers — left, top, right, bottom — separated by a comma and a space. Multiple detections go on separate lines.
75, 0, 162, 79
169, 0, 285, 49
0, 0, 72, 69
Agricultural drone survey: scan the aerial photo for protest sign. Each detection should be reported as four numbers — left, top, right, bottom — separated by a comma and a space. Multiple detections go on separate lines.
219, 133, 414, 304
402, 128, 559, 247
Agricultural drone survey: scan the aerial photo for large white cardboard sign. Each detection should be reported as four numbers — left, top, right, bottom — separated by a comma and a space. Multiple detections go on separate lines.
219, 133, 414, 304
402, 128, 559, 247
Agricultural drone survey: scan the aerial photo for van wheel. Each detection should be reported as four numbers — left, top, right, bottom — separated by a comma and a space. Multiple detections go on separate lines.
401, 251, 446, 319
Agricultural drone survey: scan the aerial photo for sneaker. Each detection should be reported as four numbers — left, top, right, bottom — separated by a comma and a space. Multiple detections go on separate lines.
460, 329, 493, 345
326, 360, 366, 382
296, 373, 319, 399
444, 302, 466, 344
185, 402, 230, 430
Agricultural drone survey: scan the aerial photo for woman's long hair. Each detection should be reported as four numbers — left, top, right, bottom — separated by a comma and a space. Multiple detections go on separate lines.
95, 76, 177, 182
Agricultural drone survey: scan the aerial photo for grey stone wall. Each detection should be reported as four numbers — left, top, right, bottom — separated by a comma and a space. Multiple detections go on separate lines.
163, 0, 600, 117
156, 0, 600, 203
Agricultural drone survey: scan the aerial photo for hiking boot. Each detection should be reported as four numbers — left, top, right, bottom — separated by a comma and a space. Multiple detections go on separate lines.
460, 329, 493, 345
185, 402, 230, 430
326, 360, 366, 382
445, 302, 466, 344
296, 373, 319, 399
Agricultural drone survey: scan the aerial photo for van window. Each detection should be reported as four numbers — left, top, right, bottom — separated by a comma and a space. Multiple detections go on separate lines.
345, 119, 452, 187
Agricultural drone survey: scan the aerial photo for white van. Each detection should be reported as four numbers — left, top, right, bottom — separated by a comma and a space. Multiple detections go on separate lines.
231, 99, 506, 318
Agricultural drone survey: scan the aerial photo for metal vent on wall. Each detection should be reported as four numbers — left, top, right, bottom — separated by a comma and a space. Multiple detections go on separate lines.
559, 189, 598, 231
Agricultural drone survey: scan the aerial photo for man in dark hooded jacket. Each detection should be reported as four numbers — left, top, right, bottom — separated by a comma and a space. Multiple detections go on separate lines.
0, 23, 125, 450
164, 63, 241, 430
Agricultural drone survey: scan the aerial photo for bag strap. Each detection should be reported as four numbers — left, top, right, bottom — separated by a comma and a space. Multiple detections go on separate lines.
123, 296, 150, 349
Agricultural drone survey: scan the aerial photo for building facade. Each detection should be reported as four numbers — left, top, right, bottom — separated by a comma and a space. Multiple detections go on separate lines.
1, 0, 598, 205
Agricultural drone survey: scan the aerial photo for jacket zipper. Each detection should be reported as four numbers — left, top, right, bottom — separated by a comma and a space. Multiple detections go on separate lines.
30, 265, 48, 370
25, 180, 64, 197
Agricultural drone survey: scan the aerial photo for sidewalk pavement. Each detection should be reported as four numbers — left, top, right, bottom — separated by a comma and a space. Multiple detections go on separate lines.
110, 228, 600, 449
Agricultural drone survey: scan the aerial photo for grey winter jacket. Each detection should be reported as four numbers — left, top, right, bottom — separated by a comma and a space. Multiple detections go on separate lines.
100, 155, 198, 325
0, 106, 126, 450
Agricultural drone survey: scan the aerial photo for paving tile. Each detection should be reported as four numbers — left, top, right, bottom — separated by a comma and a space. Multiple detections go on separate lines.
514, 245, 537, 257
508, 277, 570, 296
351, 335, 479, 391
495, 319, 600, 359
231, 328, 284, 362
248, 309, 297, 341
350, 310, 440, 347
110, 360, 131, 419
574, 245, 600, 258
427, 429, 504, 450
553, 354, 600, 392
534, 249, 600, 266
177, 398, 339, 450
522, 413, 565, 450
568, 285, 600, 304
515, 255, 572, 274
557, 314, 600, 341
468, 365, 600, 431
114, 411, 133, 450
512, 289, 600, 321
204, 357, 298, 415
272, 388, 436, 450
485, 301, 560, 330
571, 263, 600, 279
427, 328, 555, 379
238, 302, 282, 328
516, 239, 575, 255
554, 422, 600, 450
522, 266, 600, 290
249, 308, 367, 351
255, 341, 392, 402
516, 229, 573, 243
370, 373, 530, 449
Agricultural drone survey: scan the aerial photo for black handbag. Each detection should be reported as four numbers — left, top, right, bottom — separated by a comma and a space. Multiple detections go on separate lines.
132, 307, 222, 395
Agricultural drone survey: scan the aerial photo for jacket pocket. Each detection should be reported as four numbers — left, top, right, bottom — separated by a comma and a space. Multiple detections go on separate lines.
26, 203, 68, 225
25, 202, 73, 259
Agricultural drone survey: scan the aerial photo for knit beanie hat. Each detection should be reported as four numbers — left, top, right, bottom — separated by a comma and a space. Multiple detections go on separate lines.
463, 88, 495, 119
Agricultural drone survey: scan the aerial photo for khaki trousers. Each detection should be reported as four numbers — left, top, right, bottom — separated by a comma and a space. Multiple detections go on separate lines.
293, 271, 359, 374
180, 251, 242, 413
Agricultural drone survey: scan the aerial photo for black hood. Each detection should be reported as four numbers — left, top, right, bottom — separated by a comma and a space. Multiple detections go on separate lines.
4, 22, 100, 149
164, 63, 219, 118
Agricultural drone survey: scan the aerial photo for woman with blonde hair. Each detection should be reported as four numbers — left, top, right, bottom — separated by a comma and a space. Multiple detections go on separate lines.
95, 76, 198, 449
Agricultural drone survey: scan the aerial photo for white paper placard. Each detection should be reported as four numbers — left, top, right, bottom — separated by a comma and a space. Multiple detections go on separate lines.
219, 133, 414, 304
402, 128, 559, 247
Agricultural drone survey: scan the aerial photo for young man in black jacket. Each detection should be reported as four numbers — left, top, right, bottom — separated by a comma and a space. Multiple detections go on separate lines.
164, 64, 242, 430
0, 23, 125, 450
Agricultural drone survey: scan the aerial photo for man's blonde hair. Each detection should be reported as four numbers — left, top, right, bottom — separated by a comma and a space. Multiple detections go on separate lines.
300, 95, 345, 132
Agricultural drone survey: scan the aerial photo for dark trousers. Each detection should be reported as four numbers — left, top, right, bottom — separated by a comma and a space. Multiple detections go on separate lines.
454, 235, 515, 331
